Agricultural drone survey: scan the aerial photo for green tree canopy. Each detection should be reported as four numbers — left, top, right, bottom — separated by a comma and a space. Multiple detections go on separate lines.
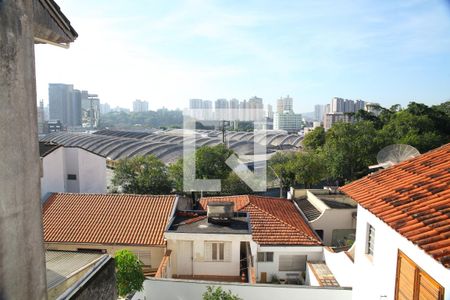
115, 249, 145, 297
203, 286, 242, 300
293, 151, 327, 188
112, 155, 172, 194
302, 126, 326, 150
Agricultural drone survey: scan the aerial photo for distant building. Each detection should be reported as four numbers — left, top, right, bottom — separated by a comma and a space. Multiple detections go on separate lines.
266, 104, 274, 119
323, 112, 354, 130
314, 104, 325, 122
37, 100, 46, 134
47, 120, 63, 133
277, 96, 293, 113
100, 102, 111, 114
274, 111, 302, 133
81, 91, 100, 128
133, 99, 149, 112
365, 102, 381, 116
189, 99, 203, 109
49, 83, 76, 126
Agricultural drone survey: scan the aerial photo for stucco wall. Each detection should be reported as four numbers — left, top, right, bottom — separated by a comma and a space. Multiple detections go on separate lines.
352, 205, 450, 300
255, 246, 323, 282
166, 233, 252, 277
45, 243, 164, 270
323, 247, 354, 287
41, 147, 65, 199
131, 278, 352, 300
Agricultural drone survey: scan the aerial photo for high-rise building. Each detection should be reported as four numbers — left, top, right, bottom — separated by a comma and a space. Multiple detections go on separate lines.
100, 103, 111, 114
49, 83, 73, 124
274, 111, 302, 132
267, 104, 274, 119
37, 100, 45, 134
81, 91, 100, 128
70, 89, 82, 126
323, 112, 354, 130
189, 99, 203, 109
277, 96, 293, 113
133, 99, 149, 112
314, 104, 325, 122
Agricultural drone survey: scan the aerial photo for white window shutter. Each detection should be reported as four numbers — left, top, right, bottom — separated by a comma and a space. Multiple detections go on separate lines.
205, 242, 212, 261
224, 242, 232, 262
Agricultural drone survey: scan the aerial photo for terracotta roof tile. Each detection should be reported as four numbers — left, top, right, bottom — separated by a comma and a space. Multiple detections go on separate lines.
199, 195, 321, 246
43, 193, 176, 246
340, 143, 450, 268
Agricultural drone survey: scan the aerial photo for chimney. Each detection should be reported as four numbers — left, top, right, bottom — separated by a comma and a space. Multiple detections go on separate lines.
207, 202, 234, 224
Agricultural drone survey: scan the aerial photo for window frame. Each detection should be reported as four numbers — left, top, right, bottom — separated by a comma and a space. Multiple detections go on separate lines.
366, 223, 375, 256
257, 252, 274, 263
206, 241, 227, 262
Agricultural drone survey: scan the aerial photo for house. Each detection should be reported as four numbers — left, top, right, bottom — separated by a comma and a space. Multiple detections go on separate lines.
43, 193, 181, 275
164, 203, 254, 282
39, 141, 107, 199
340, 143, 450, 300
198, 195, 323, 283
292, 188, 357, 247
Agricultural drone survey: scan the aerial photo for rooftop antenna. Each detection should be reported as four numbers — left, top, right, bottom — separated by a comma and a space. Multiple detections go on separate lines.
369, 144, 420, 169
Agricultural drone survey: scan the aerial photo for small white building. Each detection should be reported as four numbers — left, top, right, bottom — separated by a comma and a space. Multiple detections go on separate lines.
341, 143, 450, 300
39, 142, 106, 199
293, 189, 357, 247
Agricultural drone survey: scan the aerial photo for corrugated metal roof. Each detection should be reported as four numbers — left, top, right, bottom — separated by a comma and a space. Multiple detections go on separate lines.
341, 143, 450, 268
200, 195, 322, 246
43, 193, 176, 246
46, 250, 104, 289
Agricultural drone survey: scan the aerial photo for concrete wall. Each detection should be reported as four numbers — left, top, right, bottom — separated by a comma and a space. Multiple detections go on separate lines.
132, 278, 352, 300
165, 233, 252, 277
323, 247, 354, 287
41, 147, 106, 198
352, 205, 450, 300
41, 147, 65, 198
256, 246, 323, 282
309, 209, 356, 246
45, 243, 164, 270
0, 1, 48, 298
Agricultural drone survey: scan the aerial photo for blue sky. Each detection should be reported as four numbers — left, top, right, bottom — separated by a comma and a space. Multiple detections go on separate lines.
35, 0, 450, 112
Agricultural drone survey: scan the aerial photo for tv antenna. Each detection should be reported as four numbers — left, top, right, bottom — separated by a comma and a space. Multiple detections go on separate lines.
369, 144, 420, 169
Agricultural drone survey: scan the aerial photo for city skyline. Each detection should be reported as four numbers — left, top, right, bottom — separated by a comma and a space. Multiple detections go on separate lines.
35, 0, 450, 112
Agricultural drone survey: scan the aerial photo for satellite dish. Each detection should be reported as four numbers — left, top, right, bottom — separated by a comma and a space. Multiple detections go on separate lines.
369, 144, 420, 169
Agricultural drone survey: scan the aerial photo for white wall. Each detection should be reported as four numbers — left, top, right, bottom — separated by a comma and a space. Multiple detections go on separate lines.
41, 147, 65, 199
165, 233, 252, 277
41, 147, 106, 199
74, 148, 106, 193
256, 246, 323, 282
352, 205, 450, 300
132, 278, 352, 300
310, 209, 356, 246
323, 247, 354, 287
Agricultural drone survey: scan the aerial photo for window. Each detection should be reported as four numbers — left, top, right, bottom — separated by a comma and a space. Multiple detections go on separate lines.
366, 224, 375, 255
67, 174, 77, 180
395, 251, 444, 300
257, 252, 274, 262
279, 255, 307, 271
205, 242, 230, 262
315, 230, 324, 240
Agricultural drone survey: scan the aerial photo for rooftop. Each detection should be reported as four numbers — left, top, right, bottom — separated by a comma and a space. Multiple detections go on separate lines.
200, 195, 321, 246
167, 211, 251, 235
43, 193, 177, 246
46, 250, 105, 290
341, 143, 450, 268
295, 198, 321, 221
39, 142, 61, 157
307, 261, 340, 287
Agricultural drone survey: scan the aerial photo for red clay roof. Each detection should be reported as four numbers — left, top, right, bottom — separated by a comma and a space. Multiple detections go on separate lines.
199, 195, 322, 246
340, 143, 450, 268
43, 193, 176, 246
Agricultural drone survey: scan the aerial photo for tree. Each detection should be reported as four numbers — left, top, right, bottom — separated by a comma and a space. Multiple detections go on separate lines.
323, 121, 380, 181
222, 172, 253, 195
112, 155, 172, 194
203, 286, 242, 300
302, 127, 326, 150
115, 250, 145, 297
268, 152, 297, 194
195, 144, 235, 180
293, 151, 327, 188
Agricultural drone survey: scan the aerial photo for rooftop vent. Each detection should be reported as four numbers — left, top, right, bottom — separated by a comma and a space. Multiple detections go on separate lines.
207, 202, 234, 224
